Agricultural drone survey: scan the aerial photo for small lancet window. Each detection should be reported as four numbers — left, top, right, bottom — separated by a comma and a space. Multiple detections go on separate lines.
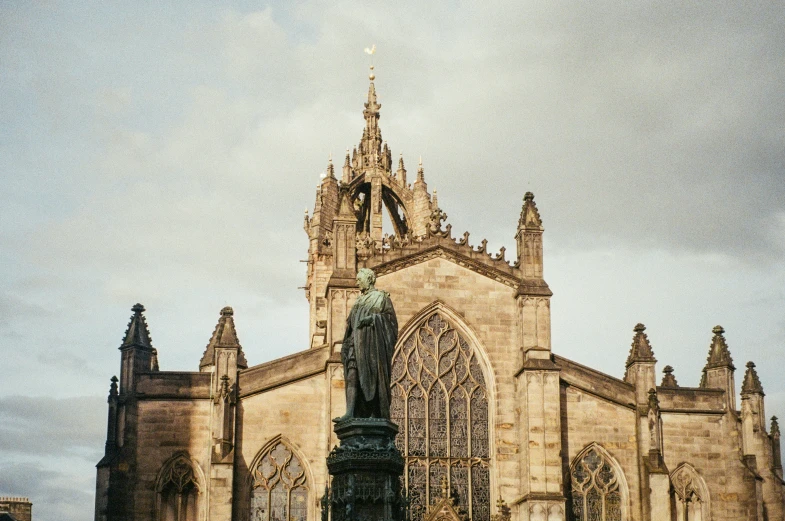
671, 464, 709, 521
570, 446, 622, 521
156, 453, 201, 521
251, 442, 309, 521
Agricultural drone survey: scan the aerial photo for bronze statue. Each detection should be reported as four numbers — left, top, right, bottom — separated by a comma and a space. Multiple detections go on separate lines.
335, 268, 398, 421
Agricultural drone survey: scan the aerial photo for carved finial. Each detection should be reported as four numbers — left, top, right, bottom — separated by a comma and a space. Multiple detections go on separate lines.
491, 496, 511, 521
131, 303, 144, 314
429, 206, 448, 232
705, 324, 735, 370
109, 376, 119, 398
741, 361, 764, 395
661, 365, 679, 387
417, 156, 424, 181
221, 306, 233, 317
626, 323, 656, 368
440, 476, 449, 499
344, 148, 351, 167
772, 416, 780, 437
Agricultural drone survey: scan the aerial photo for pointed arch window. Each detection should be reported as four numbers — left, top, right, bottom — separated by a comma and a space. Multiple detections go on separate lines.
250, 442, 309, 521
670, 464, 709, 521
570, 446, 623, 521
390, 311, 490, 521
155, 453, 201, 521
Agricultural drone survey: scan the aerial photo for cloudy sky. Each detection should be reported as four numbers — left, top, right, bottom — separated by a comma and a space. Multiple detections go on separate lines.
1, 1, 784, 518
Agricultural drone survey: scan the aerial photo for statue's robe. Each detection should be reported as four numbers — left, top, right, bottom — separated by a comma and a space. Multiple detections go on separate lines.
342, 288, 398, 418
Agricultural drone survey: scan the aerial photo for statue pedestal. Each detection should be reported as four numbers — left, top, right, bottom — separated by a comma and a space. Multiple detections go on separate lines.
326, 418, 405, 521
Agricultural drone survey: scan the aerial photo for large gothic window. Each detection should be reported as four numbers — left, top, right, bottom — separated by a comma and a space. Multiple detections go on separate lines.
390, 311, 490, 521
670, 464, 709, 521
570, 445, 623, 521
251, 442, 309, 521
155, 452, 201, 521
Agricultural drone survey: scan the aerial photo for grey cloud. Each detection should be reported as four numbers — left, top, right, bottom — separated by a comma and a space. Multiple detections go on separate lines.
0, 460, 94, 521
0, 395, 106, 458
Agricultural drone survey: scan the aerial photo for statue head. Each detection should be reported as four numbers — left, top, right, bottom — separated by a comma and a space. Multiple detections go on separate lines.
356, 268, 376, 293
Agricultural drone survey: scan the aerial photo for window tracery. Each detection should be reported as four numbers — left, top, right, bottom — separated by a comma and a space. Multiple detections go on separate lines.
250, 442, 309, 521
670, 464, 709, 521
156, 453, 201, 521
391, 311, 490, 521
570, 446, 622, 521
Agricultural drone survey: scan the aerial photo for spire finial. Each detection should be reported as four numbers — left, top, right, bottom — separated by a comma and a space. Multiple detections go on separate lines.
661, 365, 679, 387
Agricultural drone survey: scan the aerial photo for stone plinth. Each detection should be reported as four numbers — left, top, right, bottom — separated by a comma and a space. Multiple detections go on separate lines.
326, 418, 405, 521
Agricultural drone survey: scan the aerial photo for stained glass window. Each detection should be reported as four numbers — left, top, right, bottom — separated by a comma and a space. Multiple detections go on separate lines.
391, 311, 490, 521
570, 447, 622, 521
251, 442, 309, 521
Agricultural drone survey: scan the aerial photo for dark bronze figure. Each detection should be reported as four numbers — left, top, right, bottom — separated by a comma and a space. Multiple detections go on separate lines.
336, 268, 398, 421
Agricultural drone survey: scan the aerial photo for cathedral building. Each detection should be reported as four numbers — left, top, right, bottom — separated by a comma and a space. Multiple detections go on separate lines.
95, 70, 784, 521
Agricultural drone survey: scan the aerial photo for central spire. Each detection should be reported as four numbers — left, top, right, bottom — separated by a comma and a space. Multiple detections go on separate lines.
360, 67, 382, 162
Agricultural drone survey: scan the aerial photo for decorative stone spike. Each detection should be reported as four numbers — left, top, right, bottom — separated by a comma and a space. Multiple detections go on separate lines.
661, 365, 679, 387
519, 192, 543, 229
772, 416, 780, 437
326, 154, 335, 179
109, 376, 119, 399
705, 325, 735, 370
200, 306, 248, 370
625, 323, 656, 367
121, 303, 153, 350
741, 361, 764, 395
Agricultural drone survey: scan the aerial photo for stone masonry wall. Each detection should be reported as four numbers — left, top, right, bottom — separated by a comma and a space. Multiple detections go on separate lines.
234, 374, 330, 521
134, 399, 212, 519
561, 385, 640, 519
661, 412, 758, 520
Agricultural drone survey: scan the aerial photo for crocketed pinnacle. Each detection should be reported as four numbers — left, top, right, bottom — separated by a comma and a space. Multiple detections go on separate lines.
626, 323, 656, 365
518, 192, 543, 231
121, 303, 153, 350
200, 306, 248, 370
772, 416, 780, 438
705, 325, 735, 370
741, 361, 764, 395
326, 154, 335, 179
359, 79, 382, 159
625, 323, 656, 367
661, 365, 679, 388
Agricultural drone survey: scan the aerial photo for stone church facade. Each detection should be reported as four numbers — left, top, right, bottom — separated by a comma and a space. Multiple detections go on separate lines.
95, 73, 784, 521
